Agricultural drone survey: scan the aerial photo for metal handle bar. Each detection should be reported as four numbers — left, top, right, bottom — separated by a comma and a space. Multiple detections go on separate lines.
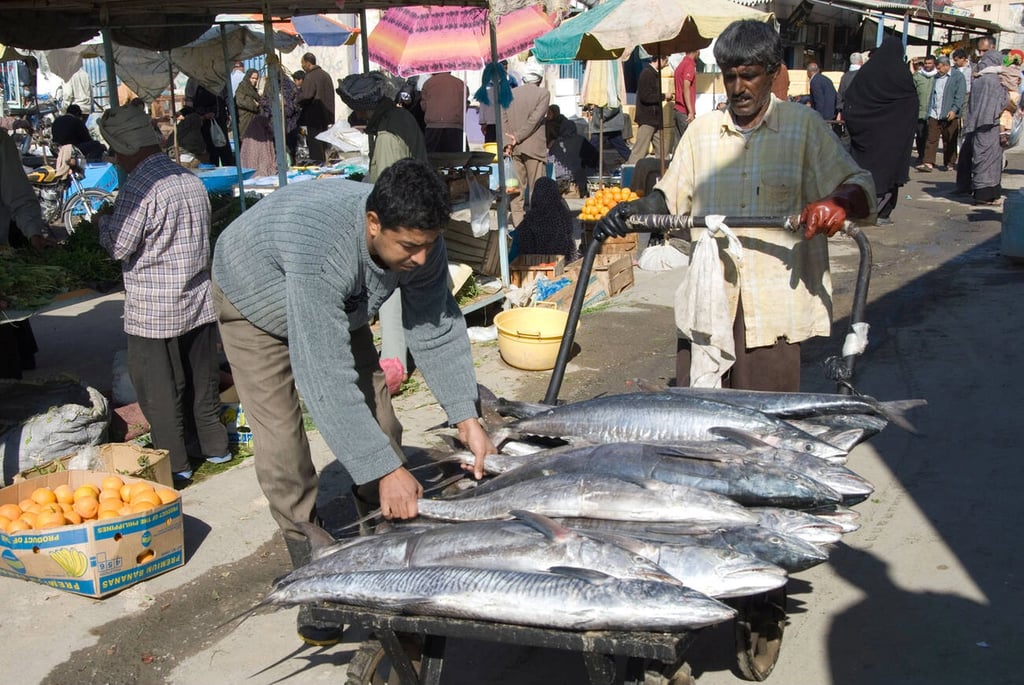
624, 214, 860, 237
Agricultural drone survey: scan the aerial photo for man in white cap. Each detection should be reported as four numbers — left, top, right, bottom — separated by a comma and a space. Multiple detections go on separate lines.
502, 61, 550, 221
97, 106, 230, 484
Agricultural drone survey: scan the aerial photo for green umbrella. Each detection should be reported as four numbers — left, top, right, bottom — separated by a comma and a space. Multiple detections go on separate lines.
534, 0, 774, 64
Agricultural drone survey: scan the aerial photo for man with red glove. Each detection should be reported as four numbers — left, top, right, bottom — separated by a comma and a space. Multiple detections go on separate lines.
597, 20, 874, 392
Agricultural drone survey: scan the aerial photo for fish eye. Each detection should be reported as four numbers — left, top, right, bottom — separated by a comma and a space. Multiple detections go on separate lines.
802, 443, 815, 453
768, 536, 782, 544
786, 472, 798, 481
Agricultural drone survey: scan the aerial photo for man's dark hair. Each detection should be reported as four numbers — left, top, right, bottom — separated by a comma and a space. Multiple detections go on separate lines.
366, 158, 451, 231
292, 70, 304, 81
65, 104, 82, 117
978, 36, 996, 50
952, 48, 967, 60
302, 52, 317, 65
923, 54, 936, 64
713, 20, 783, 74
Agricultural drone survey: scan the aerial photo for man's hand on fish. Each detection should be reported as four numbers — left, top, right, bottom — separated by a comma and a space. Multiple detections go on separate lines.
456, 417, 496, 480
378, 466, 423, 519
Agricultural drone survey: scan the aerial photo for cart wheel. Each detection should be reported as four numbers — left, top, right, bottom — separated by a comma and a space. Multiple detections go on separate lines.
734, 587, 787, 681
345, 635, 423, 685
644, 662, 696, 685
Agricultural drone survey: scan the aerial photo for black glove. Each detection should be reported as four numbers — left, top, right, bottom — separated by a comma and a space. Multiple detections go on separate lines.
594, 189, 670, 240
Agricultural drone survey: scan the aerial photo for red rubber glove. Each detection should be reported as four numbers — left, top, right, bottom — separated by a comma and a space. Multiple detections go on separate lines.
799, 198, 848, 239
799, 184, 871, 240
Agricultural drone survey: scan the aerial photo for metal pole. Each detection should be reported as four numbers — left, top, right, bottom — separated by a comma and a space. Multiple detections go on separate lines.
359, 10, 370, 72
220, 24, 246, 210
875, 13, 885, 48
489, 19, 510, 288
263, 7, 289, 188
168, 55, 181, 166
101, 28, 118, 108
902, 14, 910, 53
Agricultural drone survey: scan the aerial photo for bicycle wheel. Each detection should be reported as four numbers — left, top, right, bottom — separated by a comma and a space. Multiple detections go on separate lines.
63, 189, 114, 234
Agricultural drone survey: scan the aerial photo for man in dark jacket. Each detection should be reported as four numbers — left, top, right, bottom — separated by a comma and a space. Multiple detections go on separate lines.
807, 62, 837, 121
298, 52, 336, 163
627, 54, 671, 164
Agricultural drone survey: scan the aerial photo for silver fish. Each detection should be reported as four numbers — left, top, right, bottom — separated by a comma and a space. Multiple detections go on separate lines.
632, 380, 926, 434
418, 473, 758, 526
502, 393, 847, 461
262, 565, 737, 631
454, 442, 843, 509
559, 518, 830, 573
576, 528, 789, 599
805, 505, 862, 533
786, 414, 890, 452
747, 507, 844, 545
291, 512, 680, 584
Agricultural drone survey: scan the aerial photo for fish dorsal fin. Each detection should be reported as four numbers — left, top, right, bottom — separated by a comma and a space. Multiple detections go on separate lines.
547, 566, 615, 583
510, 509, 572, 542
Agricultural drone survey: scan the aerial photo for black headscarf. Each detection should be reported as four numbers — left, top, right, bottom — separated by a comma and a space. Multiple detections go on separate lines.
514, 177, 579, 263
843, 37, 918, 191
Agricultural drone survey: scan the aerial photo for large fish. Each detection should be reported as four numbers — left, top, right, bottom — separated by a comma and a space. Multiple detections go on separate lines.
630, 379, 926, 434
747, 507, 844, 545
558, 518, 830, 573
289, 513, 679, 584
259, 565, 737, 631
785, 414, 890, 452
575, 528, 789, 599
417, 473, 758, 526
500, 393, 847, 461
451, 442, 844, 509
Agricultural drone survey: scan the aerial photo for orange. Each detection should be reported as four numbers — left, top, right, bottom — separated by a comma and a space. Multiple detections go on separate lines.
97, 500, 122, 515
119, 484, 133, 502
101, 475, 125, 491
53, 484, 74, 505
30, 487, 57, 505
22, 502, 42, 515
128, 481, 155, 499
38, 503, 63, 516
98, 489, 122, 503
63, 510, 82, 525
130, 501, 157, 514
0, 503, 21, 521
73, 497, 99, 520
73, 485, 98, 502
18, 498, 35, 512
7, 519, 30, 534
35, 510, 66, 529
97, 509, 122, 520
137, 549, 156, 564
131, 491, 162, 508
0, 515, 11, 533
18, 511, 38, 529
155, 489, 179, 504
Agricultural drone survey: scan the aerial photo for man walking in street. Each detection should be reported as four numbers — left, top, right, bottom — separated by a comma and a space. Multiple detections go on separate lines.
97, 106, 230, 484
836, 51, 863, 119
211, 158, 496, 645
913, 54, 937, 165
298, 52, 336, 163
918, 55, 966, 172
627, 54, 671, 164
673, 49, 700, 144
502, 63, 550, 221
807, 61, 837, 121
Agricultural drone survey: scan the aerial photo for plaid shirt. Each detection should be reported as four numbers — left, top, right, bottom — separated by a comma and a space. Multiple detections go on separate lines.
656, 96, 876, 349
99, 154, 215, 338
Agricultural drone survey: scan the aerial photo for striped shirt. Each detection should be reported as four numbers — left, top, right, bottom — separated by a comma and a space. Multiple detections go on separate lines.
99, 153, 215, 338
656, 96, 876, 348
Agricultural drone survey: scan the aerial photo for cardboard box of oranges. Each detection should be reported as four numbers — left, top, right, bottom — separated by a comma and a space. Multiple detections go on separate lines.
0, 470, 184, 597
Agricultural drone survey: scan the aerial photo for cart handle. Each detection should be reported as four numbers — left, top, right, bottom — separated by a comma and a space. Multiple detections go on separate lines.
625, 213, 860, 237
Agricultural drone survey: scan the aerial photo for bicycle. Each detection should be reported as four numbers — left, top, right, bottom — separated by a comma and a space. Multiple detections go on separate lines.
25, 145, 115, 234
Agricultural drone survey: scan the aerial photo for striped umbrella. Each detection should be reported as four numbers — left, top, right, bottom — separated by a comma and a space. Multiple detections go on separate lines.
368, 4, 556, 77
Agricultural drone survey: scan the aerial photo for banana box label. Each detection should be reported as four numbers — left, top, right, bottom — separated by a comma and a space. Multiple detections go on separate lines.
0, 471, 185, 598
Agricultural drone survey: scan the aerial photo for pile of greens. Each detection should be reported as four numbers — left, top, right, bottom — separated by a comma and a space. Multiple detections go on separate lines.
0, 254, 70, 309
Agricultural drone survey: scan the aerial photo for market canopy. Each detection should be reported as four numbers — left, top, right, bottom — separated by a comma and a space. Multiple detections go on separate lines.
533, 0, 774, 63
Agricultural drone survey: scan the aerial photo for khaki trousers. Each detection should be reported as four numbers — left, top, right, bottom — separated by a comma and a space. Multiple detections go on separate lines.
213, 285, 402, 539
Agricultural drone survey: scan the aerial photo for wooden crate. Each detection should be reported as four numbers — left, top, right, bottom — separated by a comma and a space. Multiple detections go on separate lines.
510, 254, 565, 288
581, 220, 639, 255
593, 252, 634, 296
443, 217, 502, 278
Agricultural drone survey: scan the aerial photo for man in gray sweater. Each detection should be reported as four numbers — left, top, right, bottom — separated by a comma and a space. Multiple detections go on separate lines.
212, 158, 495, 644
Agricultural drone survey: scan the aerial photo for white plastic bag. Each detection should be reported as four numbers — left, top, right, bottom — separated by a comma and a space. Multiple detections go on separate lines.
209, 120, 227, 148
638, 243, 688, 271
674, 216, 743, 388
468, 175, 493, 238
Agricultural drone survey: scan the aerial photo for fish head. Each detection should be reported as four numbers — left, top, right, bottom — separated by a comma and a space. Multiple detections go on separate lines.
706, 548, 789, 598
574, 530, 684, 585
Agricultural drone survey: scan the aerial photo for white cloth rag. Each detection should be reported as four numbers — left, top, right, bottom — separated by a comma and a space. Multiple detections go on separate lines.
674, 215, 743, 388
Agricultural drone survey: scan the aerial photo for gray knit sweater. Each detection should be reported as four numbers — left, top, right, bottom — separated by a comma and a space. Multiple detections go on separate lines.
212, 178, 479, 485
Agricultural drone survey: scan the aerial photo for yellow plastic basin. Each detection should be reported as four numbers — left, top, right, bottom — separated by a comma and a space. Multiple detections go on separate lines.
494, 306, 569, 371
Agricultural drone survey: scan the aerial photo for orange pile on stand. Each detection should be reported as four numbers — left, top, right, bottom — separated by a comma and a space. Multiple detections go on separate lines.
579, 186, 641, 223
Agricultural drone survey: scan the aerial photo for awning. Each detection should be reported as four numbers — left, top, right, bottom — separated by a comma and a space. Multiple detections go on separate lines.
806, 0, 1014, 35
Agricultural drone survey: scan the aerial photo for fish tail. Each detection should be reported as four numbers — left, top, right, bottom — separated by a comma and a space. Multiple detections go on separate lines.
216, 595, 279, 632
878, 399, 928, 434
